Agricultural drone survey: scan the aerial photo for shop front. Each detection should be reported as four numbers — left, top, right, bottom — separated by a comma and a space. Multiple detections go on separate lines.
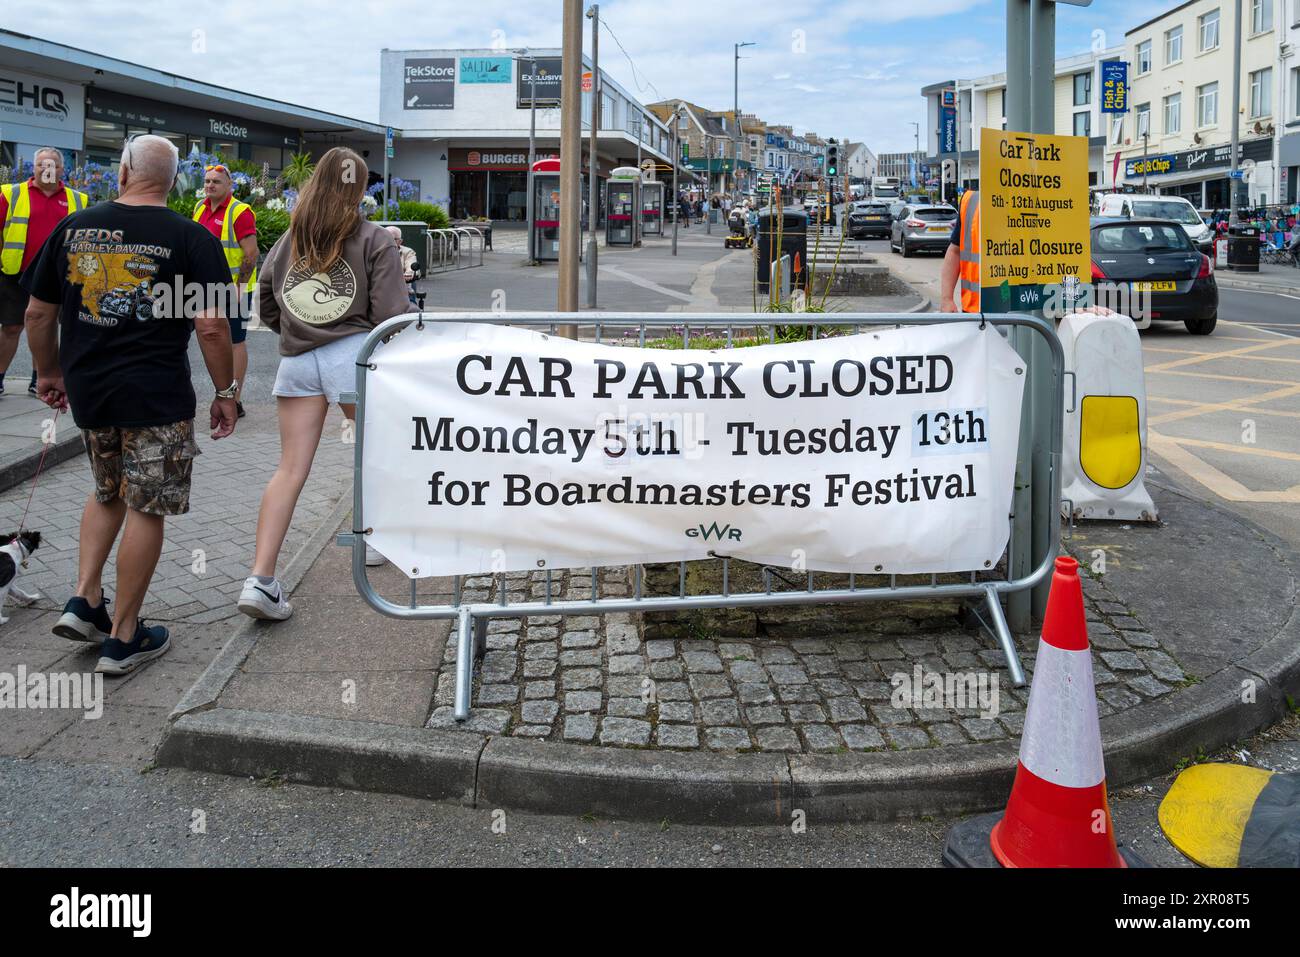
84, 88, 301, 171
0, 67, 85, 168
1123, 137, 1274, 210
449, 147, 557, 220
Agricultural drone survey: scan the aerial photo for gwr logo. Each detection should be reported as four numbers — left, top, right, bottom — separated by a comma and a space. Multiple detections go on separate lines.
685, 522, 742, 542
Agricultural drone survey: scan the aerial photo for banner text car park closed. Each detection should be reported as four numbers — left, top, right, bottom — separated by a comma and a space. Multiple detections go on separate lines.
361, 322, 1026, 578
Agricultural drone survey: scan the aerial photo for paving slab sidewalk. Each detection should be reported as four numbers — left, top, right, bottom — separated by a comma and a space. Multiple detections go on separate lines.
157, 457, 1300, 824
0, 391, 84, 497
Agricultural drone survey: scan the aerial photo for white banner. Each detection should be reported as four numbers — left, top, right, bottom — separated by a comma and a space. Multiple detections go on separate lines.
362, 321, 1025, 579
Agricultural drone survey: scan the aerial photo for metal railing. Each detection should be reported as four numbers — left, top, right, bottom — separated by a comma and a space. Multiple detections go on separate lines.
423, 226, 485, 275
339, 311, 1064, 721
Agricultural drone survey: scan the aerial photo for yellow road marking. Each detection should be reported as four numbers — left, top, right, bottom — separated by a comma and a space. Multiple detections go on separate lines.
1144, 338, 1300, 373
1147, 369, 1296, 386
1148, 431, 1300, 502
1147, 384, 1300, 425
1149, 395, 1300, 420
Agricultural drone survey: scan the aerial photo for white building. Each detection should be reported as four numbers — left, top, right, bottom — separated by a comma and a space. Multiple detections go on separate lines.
1279, 0, 1300, 203
844, 142, 877, 183
1106, 0, 1281, 207
922, 44, 1124, 193
379, 48, 675, 220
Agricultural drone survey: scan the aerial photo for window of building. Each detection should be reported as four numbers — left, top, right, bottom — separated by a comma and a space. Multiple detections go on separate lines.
1136, 102, 1151, 138
1200, 9, 1220, 51
1294, 66, 1300, 120
1250, 0, 1272, 34
1164, 92, 1182, 133
250, 145, 285, 174
1165, 25, 1183, 64
1073, 111, 1090, 137
1073, 72, 1091, 106
1137, 39, 1152, 74
1197, 82, 1219, 127
1250, 67, 1272, 117
1109, 115, 1125, 146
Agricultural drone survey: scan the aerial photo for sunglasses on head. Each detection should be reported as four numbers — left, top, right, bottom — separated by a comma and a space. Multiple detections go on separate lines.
204, 164, 230, 176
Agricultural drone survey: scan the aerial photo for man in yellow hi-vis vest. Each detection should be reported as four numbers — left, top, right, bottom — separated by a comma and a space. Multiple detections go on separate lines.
193, 163, 258, 416
0, 147, 89, 395
940, 189, 980, 313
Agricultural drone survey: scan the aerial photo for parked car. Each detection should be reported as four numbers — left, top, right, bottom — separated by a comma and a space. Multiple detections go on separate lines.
889, 204, 958, 257
847, 201, 893, 239
1095, 193, 1215, 252
1090, 217, 1217, 335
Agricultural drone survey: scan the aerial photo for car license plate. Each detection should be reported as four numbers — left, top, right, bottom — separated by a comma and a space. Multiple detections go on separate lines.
927, 226, 949, 233
1135, 281, 1176, 292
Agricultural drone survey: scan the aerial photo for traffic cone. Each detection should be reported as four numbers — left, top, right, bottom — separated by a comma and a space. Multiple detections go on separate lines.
990, 555, 1124, 867
943, 555, 1145, 867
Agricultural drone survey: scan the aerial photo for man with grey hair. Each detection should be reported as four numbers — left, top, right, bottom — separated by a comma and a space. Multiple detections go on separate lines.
21, 133, 239, 675
0, 147, 88, 396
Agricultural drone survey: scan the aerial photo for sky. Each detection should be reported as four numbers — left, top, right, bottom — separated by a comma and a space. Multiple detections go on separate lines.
4, 0, 1139, 154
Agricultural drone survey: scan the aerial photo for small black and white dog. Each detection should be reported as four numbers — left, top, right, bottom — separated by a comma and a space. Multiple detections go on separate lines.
0, 531, 42, 624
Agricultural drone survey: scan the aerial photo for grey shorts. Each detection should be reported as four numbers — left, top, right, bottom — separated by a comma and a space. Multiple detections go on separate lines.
271, 333, 365, 404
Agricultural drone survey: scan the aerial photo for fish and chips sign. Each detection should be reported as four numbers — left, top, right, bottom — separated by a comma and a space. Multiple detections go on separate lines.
979, 128, 1090, 313
361, 321, 1025, 579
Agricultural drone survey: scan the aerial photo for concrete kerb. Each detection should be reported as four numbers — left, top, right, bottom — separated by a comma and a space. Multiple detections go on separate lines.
1215, 273, 1300, 297
0, 432, 84, 496
155, 506, 1300, 824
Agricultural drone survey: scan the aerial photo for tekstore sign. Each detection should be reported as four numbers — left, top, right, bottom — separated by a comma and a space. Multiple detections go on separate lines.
1125, 138, 1273, 180
86, 89, 299, 149
0, 68, 85, 149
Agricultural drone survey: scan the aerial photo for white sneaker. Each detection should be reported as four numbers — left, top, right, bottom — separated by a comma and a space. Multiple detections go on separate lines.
364, 544, 385, 567
237, 576, 293, 621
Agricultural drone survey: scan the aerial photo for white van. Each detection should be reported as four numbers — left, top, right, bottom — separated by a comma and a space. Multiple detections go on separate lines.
1096, 193, 1213, 251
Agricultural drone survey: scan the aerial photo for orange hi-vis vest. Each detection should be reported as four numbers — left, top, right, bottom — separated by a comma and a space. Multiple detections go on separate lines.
958, 190, 981, 313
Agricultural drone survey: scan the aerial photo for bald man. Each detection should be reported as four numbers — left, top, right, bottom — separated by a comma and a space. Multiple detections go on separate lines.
23, 134, 238, 676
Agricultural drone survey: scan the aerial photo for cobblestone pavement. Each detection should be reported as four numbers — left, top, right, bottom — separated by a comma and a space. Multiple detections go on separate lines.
426, 561, 1190, 752
0, 412, 352, 628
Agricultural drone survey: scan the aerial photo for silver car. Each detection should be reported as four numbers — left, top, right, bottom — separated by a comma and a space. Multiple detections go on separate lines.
890, 203, 958, 257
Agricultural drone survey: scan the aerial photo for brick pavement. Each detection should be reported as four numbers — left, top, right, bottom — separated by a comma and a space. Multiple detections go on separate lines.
424, 559, 1189, 753
0, 412, 352, 626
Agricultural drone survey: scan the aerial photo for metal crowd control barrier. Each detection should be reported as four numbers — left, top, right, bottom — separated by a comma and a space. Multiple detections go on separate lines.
423, 227, 485, 275
339, 312, 1065, 721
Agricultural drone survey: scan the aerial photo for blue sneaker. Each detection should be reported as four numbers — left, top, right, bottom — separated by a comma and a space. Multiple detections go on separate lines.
53, 595, 113, 644
95, 621, 170, 675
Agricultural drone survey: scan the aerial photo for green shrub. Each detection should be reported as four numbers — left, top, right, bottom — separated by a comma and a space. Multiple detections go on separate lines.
371, 200, 450, 231
252, 206, 291, 253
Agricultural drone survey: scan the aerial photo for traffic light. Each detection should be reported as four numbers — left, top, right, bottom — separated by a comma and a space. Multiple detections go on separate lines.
826, 144, 839, 177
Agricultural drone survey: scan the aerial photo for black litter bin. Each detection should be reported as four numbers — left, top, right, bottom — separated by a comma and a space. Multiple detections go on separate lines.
1227, 223, 1260, 273
756, 209, 809, 294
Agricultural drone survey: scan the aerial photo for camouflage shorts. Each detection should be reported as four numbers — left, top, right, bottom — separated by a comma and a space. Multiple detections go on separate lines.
82, 420, 201, 516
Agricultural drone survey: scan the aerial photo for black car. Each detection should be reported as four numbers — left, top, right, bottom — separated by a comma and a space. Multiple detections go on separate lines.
847, 202, 892, 239
1090, 217, 1218, 335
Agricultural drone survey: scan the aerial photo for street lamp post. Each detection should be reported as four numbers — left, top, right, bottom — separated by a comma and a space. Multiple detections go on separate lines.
586, 4, 600, 309
1229, 0, 1242, 227
735, 41, 754, 200
517, 50, 539, 263
671, 105, 681, 256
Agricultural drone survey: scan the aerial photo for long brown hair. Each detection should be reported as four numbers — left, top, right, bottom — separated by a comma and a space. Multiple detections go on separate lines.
289, 147, 368, 272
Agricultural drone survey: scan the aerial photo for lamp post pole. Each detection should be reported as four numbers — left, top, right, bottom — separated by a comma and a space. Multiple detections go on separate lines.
557, 0, 581, 329
586, 4, 600, 309
671, 105, 680, 256
518, 51, 538, 263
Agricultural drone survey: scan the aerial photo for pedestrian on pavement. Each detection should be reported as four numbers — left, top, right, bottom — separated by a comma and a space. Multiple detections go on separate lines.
239, 147, 409, 621
385, 225, 420, 306
679, 194, 690, 228
193, 162, 258, 418
0, 148, 88, 397
23, 134, 238, 674
940, 187, 980, 313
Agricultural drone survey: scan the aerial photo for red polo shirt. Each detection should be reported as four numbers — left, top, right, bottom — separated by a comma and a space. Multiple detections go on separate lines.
0, 178, 78, 271
195, 195, 257, 243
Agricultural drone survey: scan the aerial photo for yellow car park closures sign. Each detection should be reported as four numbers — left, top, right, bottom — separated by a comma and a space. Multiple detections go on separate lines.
979, 128, 1090, 313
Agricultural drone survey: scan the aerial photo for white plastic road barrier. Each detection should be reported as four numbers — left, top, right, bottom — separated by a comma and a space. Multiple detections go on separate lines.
1059, 309, 1158, 522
